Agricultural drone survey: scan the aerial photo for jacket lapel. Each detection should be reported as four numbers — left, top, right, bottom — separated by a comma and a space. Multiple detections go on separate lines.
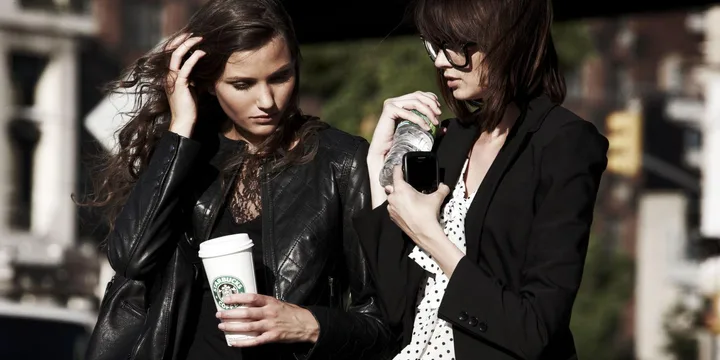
189, 135, 245, 246
463, 96, 558, 262
435, 119, 480, 195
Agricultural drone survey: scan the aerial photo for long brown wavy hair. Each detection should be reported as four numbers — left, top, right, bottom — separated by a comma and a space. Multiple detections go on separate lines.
78, 0, 326, 234
414, 0, 566, 131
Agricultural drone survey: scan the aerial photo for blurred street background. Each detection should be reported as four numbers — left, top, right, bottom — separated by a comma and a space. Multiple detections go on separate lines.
2, 0, 720, 359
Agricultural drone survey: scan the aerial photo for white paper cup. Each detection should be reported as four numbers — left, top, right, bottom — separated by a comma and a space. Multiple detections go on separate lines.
199, 233, 258, 345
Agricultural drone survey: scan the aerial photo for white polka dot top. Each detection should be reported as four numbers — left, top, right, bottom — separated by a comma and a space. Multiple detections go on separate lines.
394, 159, 476, 360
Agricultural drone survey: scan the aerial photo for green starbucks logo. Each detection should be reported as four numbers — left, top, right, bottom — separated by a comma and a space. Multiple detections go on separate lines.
212, 276, 246, 310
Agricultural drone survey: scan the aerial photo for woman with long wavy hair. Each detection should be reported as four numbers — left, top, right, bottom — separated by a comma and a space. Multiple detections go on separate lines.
80, 0, 393, 359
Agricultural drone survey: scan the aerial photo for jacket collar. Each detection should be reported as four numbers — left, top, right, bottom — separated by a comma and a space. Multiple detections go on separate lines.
434, 94, 558, 261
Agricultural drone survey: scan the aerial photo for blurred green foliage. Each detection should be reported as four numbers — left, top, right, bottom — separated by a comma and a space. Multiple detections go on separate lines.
553, 21, 597, 69
299, 21, 595, 139
570, 237, 635, 360
663, 301, 702, 360
299, 37, 440, 138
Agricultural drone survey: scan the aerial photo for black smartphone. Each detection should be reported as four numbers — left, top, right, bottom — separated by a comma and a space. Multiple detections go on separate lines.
402, 151, 439, 194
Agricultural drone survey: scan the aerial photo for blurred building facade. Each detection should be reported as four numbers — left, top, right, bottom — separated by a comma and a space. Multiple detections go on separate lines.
93, 0, 207, 67
0, 0, 207, 307
0, 0, 98, 304
564, 7, 720, 360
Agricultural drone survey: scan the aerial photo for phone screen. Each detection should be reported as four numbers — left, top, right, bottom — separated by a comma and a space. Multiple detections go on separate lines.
404, 152, 439, 194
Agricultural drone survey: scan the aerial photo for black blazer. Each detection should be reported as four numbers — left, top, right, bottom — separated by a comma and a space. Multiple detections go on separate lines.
354, 95, 609, 360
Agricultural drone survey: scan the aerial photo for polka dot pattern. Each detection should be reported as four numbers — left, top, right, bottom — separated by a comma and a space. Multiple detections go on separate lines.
394, 159, 476, 360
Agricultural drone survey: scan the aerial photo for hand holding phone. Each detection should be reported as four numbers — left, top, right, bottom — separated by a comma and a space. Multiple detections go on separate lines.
402, 151, 439, 194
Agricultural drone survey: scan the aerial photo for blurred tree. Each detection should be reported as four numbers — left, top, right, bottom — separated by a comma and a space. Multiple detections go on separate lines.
299, 21, 595, 139
662, 300, 702, 360
300, 37, 441, 138
570, 236, 635, 360
553, 21, 597, 70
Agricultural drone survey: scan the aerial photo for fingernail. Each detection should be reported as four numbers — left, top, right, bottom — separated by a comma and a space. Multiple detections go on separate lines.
218, 323, 225, 330
216, 312, 222, 318
224, 296, 231, 303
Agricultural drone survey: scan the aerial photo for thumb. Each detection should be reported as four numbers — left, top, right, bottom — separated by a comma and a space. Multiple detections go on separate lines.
434, 183, 451, 200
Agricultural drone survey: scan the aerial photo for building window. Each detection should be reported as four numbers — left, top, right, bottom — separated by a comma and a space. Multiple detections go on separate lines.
122, 0, 162, 51
8, 52, 48, 230
7, 119, 40, 230
659, 54, 684, 94
683, 127, 702, 150
615, 65, 634, 104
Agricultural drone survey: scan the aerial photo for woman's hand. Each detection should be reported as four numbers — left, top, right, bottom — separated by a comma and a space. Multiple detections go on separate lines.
217, 293, 320, 347
165, 33, 206, 138
386, 166, 465, 277
367, 91, 442, 207
368, 91, 441, 159
385, 165, 449, 246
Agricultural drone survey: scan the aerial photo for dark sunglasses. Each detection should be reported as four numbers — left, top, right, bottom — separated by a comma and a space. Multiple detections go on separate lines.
421, 37, 476, 69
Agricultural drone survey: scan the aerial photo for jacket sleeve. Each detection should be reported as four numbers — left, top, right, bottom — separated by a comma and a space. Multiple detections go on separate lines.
437, 121, 609, 359
305, 140, 396, 360
107, 131, 201, 280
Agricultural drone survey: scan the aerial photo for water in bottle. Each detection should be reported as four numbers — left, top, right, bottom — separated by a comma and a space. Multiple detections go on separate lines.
379, 110, 437, 187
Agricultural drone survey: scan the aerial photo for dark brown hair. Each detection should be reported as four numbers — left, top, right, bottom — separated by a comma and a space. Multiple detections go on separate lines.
77, 0, 326, 233
414, 0, 566, 131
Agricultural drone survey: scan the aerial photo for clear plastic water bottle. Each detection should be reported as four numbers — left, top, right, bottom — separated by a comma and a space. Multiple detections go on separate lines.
379, 110, 438, 187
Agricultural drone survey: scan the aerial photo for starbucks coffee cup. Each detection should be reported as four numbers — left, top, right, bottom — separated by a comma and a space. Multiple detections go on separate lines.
199, 234, 258, 345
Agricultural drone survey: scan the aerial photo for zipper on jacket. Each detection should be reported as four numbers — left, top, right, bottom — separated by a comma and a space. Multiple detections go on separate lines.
104, 276, 115, 296
200, 149, 244, 242
120, 301, 146, 320
98, 275, 115, 308
261, 165, 277, 299
127, 336, 142, 360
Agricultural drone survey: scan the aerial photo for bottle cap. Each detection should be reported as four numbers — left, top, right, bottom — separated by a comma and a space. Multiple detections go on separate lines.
411, 109, 438, 137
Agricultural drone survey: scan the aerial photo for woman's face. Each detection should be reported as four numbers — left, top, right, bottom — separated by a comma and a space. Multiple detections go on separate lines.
212, 35, 296, 145
426, 40, 485, 101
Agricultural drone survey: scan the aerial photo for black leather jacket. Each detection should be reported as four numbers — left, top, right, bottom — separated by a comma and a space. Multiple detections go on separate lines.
104, 127, 393, 360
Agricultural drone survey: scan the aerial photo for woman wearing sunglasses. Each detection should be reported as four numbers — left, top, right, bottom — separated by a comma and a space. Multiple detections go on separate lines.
355, 0, 609, 359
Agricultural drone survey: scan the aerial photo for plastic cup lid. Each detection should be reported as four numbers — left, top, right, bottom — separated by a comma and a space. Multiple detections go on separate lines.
198, 234, 253, 258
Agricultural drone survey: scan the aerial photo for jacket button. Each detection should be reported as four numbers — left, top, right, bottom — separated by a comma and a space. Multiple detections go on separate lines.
468, 316, 478, 326
478, 321, 488, 332
458, 311, 468, 321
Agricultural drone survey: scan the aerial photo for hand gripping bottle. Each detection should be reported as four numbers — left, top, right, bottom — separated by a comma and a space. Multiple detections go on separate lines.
379, 109, 438, 187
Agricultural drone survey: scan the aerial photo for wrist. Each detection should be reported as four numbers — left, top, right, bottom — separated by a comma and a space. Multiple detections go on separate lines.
415, 221, 446, 247
367, 154, 384, 169
367, 159, 388, 209
169, 118, 196, 138
417, 225, 464, 277
367, 160, 383, 181
299, 308, 320, 343
367, 145, 386, 162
